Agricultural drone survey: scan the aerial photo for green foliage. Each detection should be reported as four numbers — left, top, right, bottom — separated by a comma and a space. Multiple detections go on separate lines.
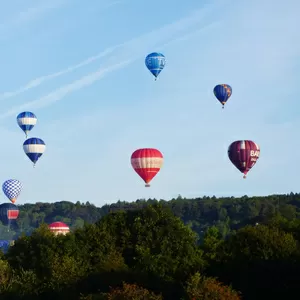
4, 193, 300, 242
185, 272, 241, 300
1, 194, 300, 299
201, 226, 223, 261
105, 282, 163, 300
0, 259, 12, 293
209, 221, 300, 299
97, 204, 205, 282
222, 225, 297, 261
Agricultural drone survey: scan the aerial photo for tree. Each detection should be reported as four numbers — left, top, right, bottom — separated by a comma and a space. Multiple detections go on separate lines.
97, 204, 205, 282
105, 283, 162, 300
185, 272, 241, 300
202, 226, 223, 261
0, 259, 11, 293
212, 224, 300, 299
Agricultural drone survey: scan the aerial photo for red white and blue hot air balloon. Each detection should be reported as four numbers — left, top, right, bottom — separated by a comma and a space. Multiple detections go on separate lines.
0, 203, 19, 227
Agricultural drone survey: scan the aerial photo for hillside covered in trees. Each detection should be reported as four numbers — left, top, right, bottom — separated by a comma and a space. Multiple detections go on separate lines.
1, 192, 299, 241
0, 199, 300, 299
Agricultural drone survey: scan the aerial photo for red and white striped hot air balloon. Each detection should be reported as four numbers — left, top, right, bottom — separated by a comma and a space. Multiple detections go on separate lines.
49, 221, 70, 236
131, 148, 163, 187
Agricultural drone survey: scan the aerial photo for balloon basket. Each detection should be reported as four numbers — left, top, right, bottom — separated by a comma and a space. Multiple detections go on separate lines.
243, 175, 246, 179
145, 184, 150, 187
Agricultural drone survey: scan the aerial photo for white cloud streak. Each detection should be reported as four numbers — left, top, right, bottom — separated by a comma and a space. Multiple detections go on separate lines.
0, 60, 132, 118
0, 46, 120, 100
0, 20, 218, 119
0, 0, 66, 35
0, 3, 219, 100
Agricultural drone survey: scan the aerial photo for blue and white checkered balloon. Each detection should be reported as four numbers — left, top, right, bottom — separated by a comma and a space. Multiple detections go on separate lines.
2, 179, 22, 204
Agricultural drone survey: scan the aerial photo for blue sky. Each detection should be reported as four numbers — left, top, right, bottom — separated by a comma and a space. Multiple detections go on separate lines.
0, 0, 299, 206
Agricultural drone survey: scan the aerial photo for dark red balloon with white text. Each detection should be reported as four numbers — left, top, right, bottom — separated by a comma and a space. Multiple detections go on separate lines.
228, 140, 260, 178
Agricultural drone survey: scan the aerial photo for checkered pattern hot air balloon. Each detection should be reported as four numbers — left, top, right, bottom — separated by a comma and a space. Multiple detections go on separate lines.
23, 137, 46, 166
2, 179, 22, 204
16, 111, 37, 138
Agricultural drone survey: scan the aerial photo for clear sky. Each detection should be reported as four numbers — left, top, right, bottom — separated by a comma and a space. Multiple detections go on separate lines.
0, 0, 299, 206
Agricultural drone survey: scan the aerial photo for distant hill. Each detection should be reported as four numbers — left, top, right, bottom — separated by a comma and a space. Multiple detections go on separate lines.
1, 192, 299, 240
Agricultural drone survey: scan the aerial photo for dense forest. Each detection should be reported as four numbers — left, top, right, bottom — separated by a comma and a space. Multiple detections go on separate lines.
0, 193, 300, 299
1, 192, 299, 240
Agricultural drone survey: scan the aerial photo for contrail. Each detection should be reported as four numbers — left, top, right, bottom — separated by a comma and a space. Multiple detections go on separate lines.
0, 21, 220, 120
0, 3, 218, 100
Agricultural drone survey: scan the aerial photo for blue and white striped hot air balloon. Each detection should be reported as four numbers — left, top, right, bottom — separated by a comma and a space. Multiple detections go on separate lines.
23, 137, 46, 167
145, 52, 166, 80
16, 112, 37, 138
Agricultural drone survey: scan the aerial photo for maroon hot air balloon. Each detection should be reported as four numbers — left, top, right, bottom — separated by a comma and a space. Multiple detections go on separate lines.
228, 140, 260, 178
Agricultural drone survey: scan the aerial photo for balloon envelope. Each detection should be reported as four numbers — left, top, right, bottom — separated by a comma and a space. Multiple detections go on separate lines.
131, 148, 163, 187
0, 240, 10, 248
145, 52, 166, 78
2, 179, 22, 203
213, 84, 232, 107
0, 240, 11, 253
23, 137, 46, 165
0, 203, 19, 225
16, 111, 37, 137
228, 140, 260, 178
49, 222, 70, 235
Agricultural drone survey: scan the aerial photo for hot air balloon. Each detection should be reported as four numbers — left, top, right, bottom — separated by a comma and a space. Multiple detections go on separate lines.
0, 240, 11, 253
0, 203, 19, 227
145, 52, 166, 80
2, 180, 22, 204
0, 240, 10, 247
228, 140, 260, 178
16, 111, 37, 138
23, 137, 46, 166
49, 222, 70, 235
131, 148, 163, 187
213, 84, 232, 108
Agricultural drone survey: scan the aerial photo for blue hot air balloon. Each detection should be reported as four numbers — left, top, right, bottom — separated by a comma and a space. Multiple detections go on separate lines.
0, 240, 11, 253
23, 137, 46, 166
0, 203, 19, 226
2, 180, 22, 204
213, 84, 232, 108
145, 52, 166, 80
16, 111, 37, 138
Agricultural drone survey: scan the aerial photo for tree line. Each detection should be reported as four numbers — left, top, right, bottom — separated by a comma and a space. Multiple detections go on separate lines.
0, 202, 300, 299
2, 192, 299, 241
